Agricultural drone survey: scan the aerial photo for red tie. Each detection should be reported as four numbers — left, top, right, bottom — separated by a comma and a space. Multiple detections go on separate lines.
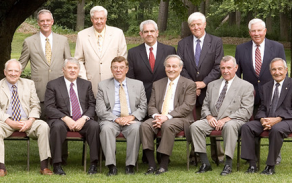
70, 83, 82, 121
149, 47, 155, 71
255, 45, 261, 77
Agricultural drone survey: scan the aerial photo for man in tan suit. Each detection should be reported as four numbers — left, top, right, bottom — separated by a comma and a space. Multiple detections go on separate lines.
74, 5, 127, 96
140, 55, 196, 175
0, 59, 52, 177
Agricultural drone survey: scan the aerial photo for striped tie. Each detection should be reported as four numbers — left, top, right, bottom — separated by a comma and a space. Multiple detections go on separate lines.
11, 85, 21, 121
255, 45, 261, 77
70, 83, 82, 121
215, 81, 228, 111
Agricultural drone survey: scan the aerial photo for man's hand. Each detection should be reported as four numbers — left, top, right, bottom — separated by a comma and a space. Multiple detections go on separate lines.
196, 89, 201, 96
73, 117, 86, 131
115, 115, 136, 126
207, 115, 217, 128
62, 116, 76, 131
5, 118, 25, 130
215, 117, 231, 131
261, 117, 282, 130
195, 81, 206, 90
19, 118, 34, 132
152, 114, 168, 129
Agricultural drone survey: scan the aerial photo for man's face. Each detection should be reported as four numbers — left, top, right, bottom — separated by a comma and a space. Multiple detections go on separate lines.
38, 12, 54, 35
249, 22, 267, 45
220, 60, 238, 81
189, 19, 206, 38
270, 60, 287, 83
111, 61, 128, 83
165, 57, 182, 81
139, 24, 159, 46
63, 62, 80, 82
4, 62, 21, 84
91, 11, 107, 33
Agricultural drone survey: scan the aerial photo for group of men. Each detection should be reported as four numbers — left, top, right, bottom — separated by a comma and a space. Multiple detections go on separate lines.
0, 4, 289, 178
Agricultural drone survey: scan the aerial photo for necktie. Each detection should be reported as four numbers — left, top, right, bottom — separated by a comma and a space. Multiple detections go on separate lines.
162, 81, 174, 115
149, 47, 155, 71
45, 38, 51, 65
70, 83, 82, 121
255, 45, 262, 77
97, 35, 102, 52
195, 39, 201, 66
11, 85, 21, 121
119, 84, 129, 117
269, 83, 280, 117
215, 81, 228, 111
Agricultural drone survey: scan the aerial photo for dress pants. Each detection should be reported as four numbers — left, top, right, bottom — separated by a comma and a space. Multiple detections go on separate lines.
99, 121, 141, 166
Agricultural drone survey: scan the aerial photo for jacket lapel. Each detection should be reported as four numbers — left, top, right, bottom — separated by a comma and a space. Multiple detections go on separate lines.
126, 78, 135, 111
139, 44, 153, 73
87, 27, 100, 58
34, 32, 49, 66
59, 77, 71, 113
101, 25, 112, 59
198, 33, 210, 68
185, 35, 197, 70
261, 38, 272, 77
276, 78, 290, 110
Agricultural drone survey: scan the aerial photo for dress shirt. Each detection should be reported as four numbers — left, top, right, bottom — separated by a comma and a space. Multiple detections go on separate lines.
94, 27, 105, 45
64, 78, 83, 116
193, 32, 206, 57
40, 32, 53, 57
252, 40, 265, 70
112, 79, 132, 117
270, 79, 284, 101
145, 41, 157, 60
216, 76, 235, 102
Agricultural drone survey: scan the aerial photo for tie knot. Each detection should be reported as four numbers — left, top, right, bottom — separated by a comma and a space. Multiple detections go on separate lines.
70, 83, 74, 87
197, 39, 201, 43
169, 81, 174, 86
149, 47, 153, 51
46, 38, 49, 42
98, 34, 102, 38
225, 81, 228, 85
275, 83, 280, 87
12, 85, 17, 89
256, 45, 260, 48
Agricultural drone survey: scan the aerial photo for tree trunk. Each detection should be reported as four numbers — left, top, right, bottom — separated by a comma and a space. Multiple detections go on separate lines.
236, 10, 241, 28
266, 14, 272, 34
200, 1, 205, 15
290, 8, 292, 77
205, 0, 210, 16
280, 12, 289, 41
180, 0, 198, 38
229, 12, 236, 26
76, 0, 85, 31
157, 0, 169, 32
0, 0, 48, 79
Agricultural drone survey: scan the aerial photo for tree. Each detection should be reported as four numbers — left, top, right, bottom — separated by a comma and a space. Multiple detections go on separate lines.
0, 0, 48, 79
76, 0, 85, 31
157, 0, 169, 32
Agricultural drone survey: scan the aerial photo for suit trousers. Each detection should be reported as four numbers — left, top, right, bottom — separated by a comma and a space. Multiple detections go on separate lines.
141, 118, 184, 156
99, 121, 141, 166
190, 119, 244, 159
0, 119, 51, 164
49, 119, 100, 164
241, 120, 292, 166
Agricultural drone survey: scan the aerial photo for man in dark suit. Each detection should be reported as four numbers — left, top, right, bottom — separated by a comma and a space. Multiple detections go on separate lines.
141, 55, 196, 175
241, 58, 292, 175
45, 57, 100, 175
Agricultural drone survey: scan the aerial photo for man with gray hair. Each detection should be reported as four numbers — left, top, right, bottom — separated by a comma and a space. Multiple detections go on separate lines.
74, 5, 127, 97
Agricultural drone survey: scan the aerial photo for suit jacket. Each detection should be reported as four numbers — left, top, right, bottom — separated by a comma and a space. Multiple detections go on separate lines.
44, 77, 96, 125
19, 32, 71, 102
0, 78, 40, 122
177, 33, 224, 106
255, 77, 292, 120
201, 76, 254, 122
127, 42, 176, 102
95, 77, 147, 121
74, 25, 127, 97
148, 76, 196, 141
235, 38, 286, 105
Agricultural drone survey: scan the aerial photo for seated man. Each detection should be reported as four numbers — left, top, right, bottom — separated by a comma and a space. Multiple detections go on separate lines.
0, 59, 52, 177
45, 57, 100, 175
190, 56, 254, 176
141, 54, 196, 175
241, 58, 292, 175
96, 56, 147, 176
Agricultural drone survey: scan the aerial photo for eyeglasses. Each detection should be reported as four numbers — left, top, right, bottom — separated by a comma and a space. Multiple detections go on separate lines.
111, 66, 127, 70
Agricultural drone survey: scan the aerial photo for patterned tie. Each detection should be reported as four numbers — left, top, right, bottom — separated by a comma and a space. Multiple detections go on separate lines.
70, 83, 82, 121
162, 81, 174, 115
11, 85, 21, 121
149, 47, 155, 71
119, 84, 129, 117
195, 39, 201, 66
269, 83, 280, 117
97, 35, 102, 53
45, 38, 52, 65
255, 45, 262, 77
215, 81, 228, 111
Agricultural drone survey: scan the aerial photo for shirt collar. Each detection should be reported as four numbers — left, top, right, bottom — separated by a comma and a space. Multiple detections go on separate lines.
40, 32, 52, 40
64, 77, 77, 87
193, 32, 206, 43
145, 41, 158, 51
94, 26, 106, 38
114, 78, 127, 87
252, 39, 265, 47
167, 75, 180, 86
274, 78, 285, 86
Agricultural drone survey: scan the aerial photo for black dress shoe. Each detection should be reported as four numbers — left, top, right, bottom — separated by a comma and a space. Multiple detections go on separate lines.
155, 167, 167, 175
196, 164, 212, 173
144, 167, 156, 175
107, 166, 118, 176
260, 165, 275, 175
53, 164, 66, 175
125, 165, 134, 175
220, 165, 232, 176
245, 166, 258, 173
87, 164, 97, 175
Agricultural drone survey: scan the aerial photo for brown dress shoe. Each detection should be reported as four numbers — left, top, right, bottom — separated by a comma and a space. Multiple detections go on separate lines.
40, 168, 53, 175
0, 169, 7, 177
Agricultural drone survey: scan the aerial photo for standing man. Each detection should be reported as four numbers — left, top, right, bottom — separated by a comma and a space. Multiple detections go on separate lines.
96, 56, 147, 176
141, 55, 196, 175
75, 5, 127, 96
45, 58, 100, 175
241, 58, 292, 175
190, 56, 254, 176
0, 59, 52, 177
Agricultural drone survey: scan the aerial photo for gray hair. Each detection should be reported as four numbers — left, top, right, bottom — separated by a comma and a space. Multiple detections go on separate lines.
269, 58, 287, 69
221, 55, 237, 67
64, 57, 80, 68
5, 59, 23, 71
248, 18, 266, 30
139, 20, 158, 32
37, 9, 53, 21
164, 54, 184, 67
188, 12, 206, 25
90, 6, 108, 18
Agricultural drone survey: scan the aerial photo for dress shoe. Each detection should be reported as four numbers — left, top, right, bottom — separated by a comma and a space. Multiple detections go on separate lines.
87, 164, 97, 175
144, 167, 156, 175
107, 166, 118, 176
40, 168, 53, 175
276, 161, 280, 165
125, 165, 134, 175
196, 164, 212, 173
53, 164, 66, 175
0, 169, 7, 177
220, 165, 232, 176
155, 167, 167, 175
245, 166, 258, 173
260, 165, 275, 175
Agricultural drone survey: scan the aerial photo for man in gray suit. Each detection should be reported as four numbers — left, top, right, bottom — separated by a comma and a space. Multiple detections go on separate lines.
190, 56, 254, 176
96, 56, 147, 176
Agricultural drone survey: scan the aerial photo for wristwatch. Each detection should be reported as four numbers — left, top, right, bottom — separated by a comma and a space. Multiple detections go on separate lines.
82, 115, 90, 121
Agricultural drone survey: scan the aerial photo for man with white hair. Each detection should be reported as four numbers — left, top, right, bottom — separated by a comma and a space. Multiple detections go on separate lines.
74, 5, 127, 97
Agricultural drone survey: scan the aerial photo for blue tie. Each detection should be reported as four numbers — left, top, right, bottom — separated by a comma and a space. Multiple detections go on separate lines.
195, 39, 201, 66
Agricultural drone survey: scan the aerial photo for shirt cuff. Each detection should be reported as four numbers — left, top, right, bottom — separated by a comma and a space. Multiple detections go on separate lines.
166, 114, 173, 120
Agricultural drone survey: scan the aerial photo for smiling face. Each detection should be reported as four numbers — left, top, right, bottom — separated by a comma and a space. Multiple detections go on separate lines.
63, 62, 80, 82
189, 19, 206, 39
165, 57, 182, 81
270, 60, 288, 83
38, 12, 54, 36
139, 23, 159, 46
4, 61, 21, 84
91, 11, 107, 33
111, 61, 128, 83
249, 22, 267, 45
220, 60, 238, 81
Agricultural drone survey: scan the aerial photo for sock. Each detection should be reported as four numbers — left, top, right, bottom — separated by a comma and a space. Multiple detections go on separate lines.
0, 163, 6, 171
40, 159, 48, 170
249, 160, 257, 167
91, 160, 97, 166
225, 155, 232, 168
144, 149, 156, 168
198, 153, 210, 166
108, 164, 116, 170
159, 154, 169, 169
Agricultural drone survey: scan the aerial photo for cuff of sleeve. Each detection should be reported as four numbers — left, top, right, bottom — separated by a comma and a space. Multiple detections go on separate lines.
167, 114, 173, 120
